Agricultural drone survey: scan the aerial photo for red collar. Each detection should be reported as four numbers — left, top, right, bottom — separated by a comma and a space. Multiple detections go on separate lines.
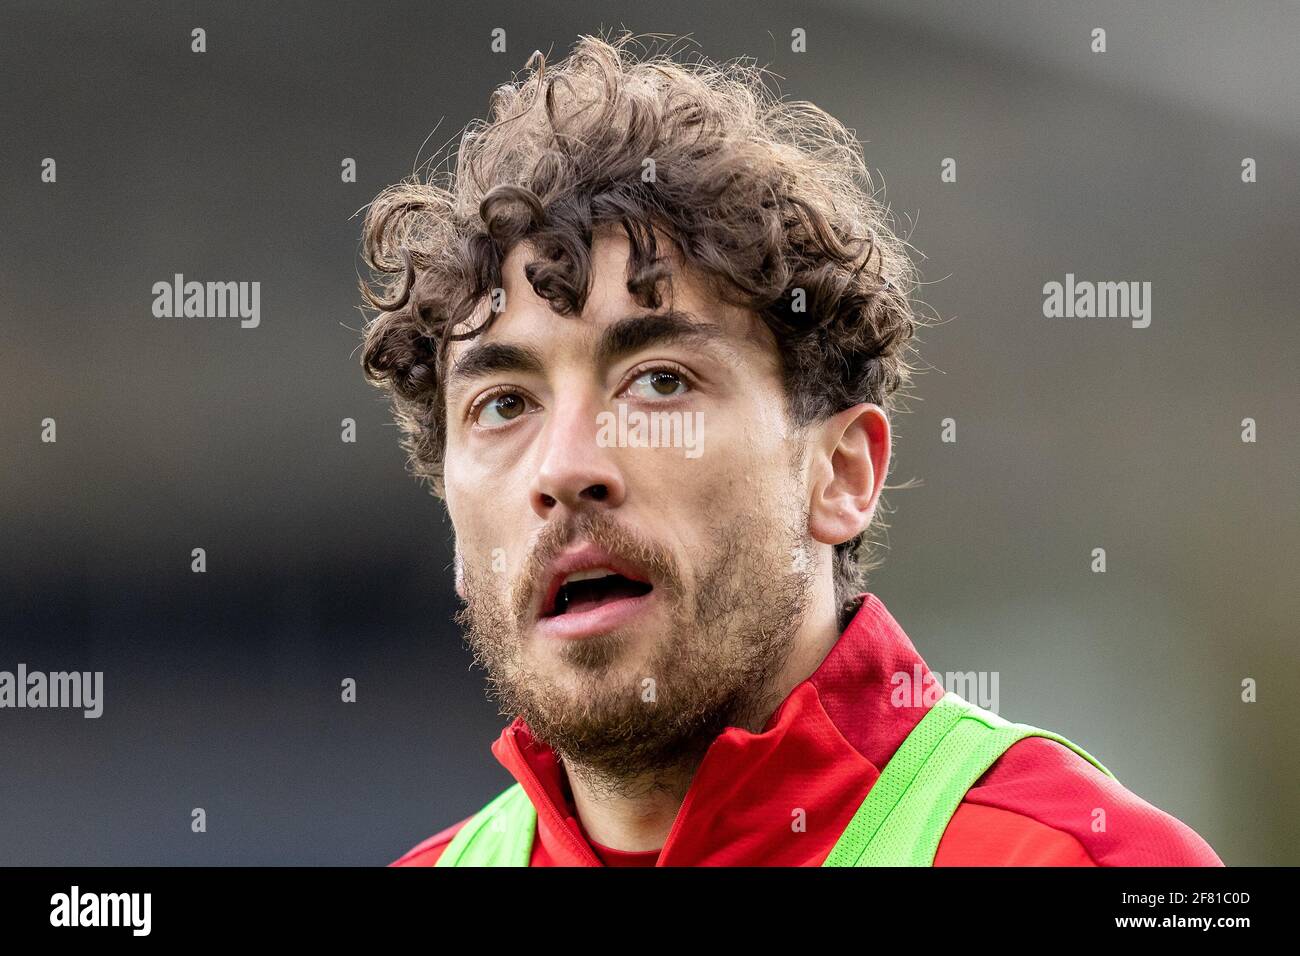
489, 593, 939, 866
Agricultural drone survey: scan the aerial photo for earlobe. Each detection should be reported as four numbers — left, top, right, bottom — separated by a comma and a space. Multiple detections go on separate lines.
807, 404, 890, 547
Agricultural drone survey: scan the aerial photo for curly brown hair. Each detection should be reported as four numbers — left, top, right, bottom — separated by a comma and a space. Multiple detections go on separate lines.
358, 32, 925, 610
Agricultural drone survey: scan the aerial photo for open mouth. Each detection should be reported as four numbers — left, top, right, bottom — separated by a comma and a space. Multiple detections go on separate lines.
543, 568, 654, 617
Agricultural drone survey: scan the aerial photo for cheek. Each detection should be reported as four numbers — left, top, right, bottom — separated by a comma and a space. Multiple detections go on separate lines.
443, 465, 492, 565
653, 416, 791, 534
444, 449, 536, 578
446, 425, 538, 501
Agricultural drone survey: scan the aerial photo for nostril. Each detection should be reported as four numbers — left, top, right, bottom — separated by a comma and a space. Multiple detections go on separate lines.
583, 484, 608, 502
539, 493, 557, 508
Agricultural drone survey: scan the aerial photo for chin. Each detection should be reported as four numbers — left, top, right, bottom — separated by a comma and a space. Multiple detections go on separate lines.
535, 631, 652, 683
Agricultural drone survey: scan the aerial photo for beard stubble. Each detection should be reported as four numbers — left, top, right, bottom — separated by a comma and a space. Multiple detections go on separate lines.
456, 505, 814, 798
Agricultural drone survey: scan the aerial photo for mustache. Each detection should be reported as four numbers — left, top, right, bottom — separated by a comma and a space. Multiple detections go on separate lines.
509, 512, 684, 625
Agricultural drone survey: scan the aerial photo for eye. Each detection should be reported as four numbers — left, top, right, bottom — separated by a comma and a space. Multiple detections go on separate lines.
625, 368, 689, 400
474, 391, 533, 427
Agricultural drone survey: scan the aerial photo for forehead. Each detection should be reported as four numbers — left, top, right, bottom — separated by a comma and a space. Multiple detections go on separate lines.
445, 230, 776, 366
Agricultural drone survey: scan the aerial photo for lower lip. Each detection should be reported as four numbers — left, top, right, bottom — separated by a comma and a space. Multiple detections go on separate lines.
534, 590, 656, 641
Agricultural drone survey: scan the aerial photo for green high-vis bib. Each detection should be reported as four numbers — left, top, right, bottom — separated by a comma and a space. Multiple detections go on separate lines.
434, 691, 1116, 866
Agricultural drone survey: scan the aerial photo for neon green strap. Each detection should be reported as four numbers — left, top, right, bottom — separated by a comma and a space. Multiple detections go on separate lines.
822, 690, 1115, 866
437, 691, 1115, 866
434, 782, 536, 867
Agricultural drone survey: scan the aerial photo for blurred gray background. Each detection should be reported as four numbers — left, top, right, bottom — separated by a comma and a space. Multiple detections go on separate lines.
0, 0, 1295, 864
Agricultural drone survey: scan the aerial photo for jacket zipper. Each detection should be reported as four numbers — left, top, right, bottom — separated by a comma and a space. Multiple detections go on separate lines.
506, 729, 603, 867
655, 750, 717, 865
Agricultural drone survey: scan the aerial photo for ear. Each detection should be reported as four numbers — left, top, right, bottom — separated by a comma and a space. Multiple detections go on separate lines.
807, 404, 890, 547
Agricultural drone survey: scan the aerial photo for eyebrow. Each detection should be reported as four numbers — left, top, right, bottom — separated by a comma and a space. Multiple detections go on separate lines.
446, 309, 730, 404
594, 310, 727, 366
446, 341, 545, 400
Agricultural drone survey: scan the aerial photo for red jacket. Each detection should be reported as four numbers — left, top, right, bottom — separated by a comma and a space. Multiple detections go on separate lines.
393, 593, 1223, 866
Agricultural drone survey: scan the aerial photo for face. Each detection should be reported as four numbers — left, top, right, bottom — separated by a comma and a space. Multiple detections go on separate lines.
442, 230, 818, 785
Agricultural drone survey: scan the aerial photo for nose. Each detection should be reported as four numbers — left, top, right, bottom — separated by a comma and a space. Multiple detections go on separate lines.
529, 398, 626, 519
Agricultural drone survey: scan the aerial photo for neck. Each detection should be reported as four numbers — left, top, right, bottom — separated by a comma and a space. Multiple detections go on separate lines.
563, 583, 846, 852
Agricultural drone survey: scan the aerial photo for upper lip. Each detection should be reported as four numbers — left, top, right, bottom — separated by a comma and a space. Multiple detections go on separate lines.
534, 542, 654, 620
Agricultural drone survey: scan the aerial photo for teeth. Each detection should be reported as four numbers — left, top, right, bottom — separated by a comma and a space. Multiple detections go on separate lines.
561, 567, 617, 586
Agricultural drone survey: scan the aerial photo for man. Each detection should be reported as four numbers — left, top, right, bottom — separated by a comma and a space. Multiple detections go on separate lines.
359, 34, 1222, 866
